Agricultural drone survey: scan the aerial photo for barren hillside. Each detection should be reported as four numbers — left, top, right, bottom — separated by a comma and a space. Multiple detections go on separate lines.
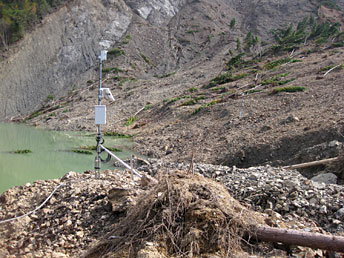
12, 0, 342, 179
1, 1, 344, 257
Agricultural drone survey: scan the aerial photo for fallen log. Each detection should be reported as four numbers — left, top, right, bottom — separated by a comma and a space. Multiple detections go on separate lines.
324, 64, 343, 77
283, 157, 338, 170
253, 225, 344, 252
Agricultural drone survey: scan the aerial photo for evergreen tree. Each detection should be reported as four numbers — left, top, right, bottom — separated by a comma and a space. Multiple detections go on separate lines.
36, 0, 49, 17
236, 38, 241, 51
230, 18, 236, 29
243, 31, 259, 52
0, 0, 68, 49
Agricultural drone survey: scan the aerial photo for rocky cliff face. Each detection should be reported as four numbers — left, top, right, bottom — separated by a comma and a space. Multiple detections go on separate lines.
0, 0, 126, 119
0, 0, 337, 119
0, 0, 190, 120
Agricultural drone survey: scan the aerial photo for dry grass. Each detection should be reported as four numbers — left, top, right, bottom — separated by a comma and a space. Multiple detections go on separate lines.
84, 171, 266, 258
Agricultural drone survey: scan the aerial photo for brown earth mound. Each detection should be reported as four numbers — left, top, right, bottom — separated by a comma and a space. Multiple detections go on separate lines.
2, 168, 341, 257
85, 171, 269, 258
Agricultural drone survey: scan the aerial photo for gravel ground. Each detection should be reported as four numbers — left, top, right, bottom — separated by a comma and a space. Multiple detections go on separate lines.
0, 162, 343, 257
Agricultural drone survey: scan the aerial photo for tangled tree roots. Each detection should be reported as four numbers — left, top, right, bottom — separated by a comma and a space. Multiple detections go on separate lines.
85, 171, 266, 258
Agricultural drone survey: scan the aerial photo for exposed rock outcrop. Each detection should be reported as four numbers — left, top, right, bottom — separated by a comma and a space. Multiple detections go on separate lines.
0, 0, 327, 120
0, 0, 131, 119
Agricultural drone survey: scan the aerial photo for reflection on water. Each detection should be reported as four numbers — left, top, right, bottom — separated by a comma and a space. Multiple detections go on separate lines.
0, 122, 135, 193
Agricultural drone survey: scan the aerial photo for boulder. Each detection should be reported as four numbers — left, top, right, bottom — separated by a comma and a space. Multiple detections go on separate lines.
311, 173, 337, 185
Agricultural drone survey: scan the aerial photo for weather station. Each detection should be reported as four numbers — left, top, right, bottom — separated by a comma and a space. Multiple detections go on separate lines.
94, 50, 142, 179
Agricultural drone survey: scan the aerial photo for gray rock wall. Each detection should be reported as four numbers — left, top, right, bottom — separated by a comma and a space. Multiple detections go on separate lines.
0, 0, 133, 119
0, 0, 190, 120
0, 0, 327, 119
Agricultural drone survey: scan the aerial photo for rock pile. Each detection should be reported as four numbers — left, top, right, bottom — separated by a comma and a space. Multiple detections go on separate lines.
0, 170, 143, 257
136, 159, 344, 233
0, 161, 343, 257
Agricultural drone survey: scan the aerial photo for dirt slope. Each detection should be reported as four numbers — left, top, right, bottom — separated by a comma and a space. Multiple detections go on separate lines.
27, 44, 344, 171
16, 0, 344, 173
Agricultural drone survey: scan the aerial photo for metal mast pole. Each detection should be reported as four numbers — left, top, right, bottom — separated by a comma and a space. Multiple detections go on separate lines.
95, 55, 102, 179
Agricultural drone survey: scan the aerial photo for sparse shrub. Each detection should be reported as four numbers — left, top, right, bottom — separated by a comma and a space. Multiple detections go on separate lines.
226, 53, 245, 71
236, 38, 241, 51
270, 17, 341, 53
205, 72, 248, 89
261, 79, 275, 85
264, 58, 290, 70
264, 58, 300, 70
103, 66, 125, 74
331, 41, 344, 48
122, 34, 131, 44
187, 87, 198, 93
119, 77, 136, 86
244, 31, 259, 52
102, 68, 112, 73
144, 104, 152, 110
71, 149, 93, 155
46, 94, 55, 102
271, 86, 306, 94
211, 86, 227, 92
179, 38, 191, 45
261, 76, 295, 86
186, 29, 199, 33
11, 149, 32, 154
204, 14, 212, 20
317, 0, 341, 10
276, 78, 295, 86
261, 73, 291, 85
155, 72, 176, 78
318, 64, 343, 74
25, 111, 43, 121
315, 37, 328, 44
108, 48, 125, 56
112, 76, 125, 81
124, 116, 137, 126
180, 99, 198, 106
230, 18, 236, 29
245, 89, 262, 94
278, 72, 291, 78
140, 53, 154, 65
180, 96, 206, 106
112, 67, 125, 74
318, 65, 336, 73
103, 132, 132, 138
301, 47, 321, 55
192, 99, 220, 115
165, 96, 191, 104
232, 73, 249, 80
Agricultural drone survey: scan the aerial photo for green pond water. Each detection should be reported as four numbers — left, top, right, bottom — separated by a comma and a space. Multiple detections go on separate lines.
0, 122, 135, 194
